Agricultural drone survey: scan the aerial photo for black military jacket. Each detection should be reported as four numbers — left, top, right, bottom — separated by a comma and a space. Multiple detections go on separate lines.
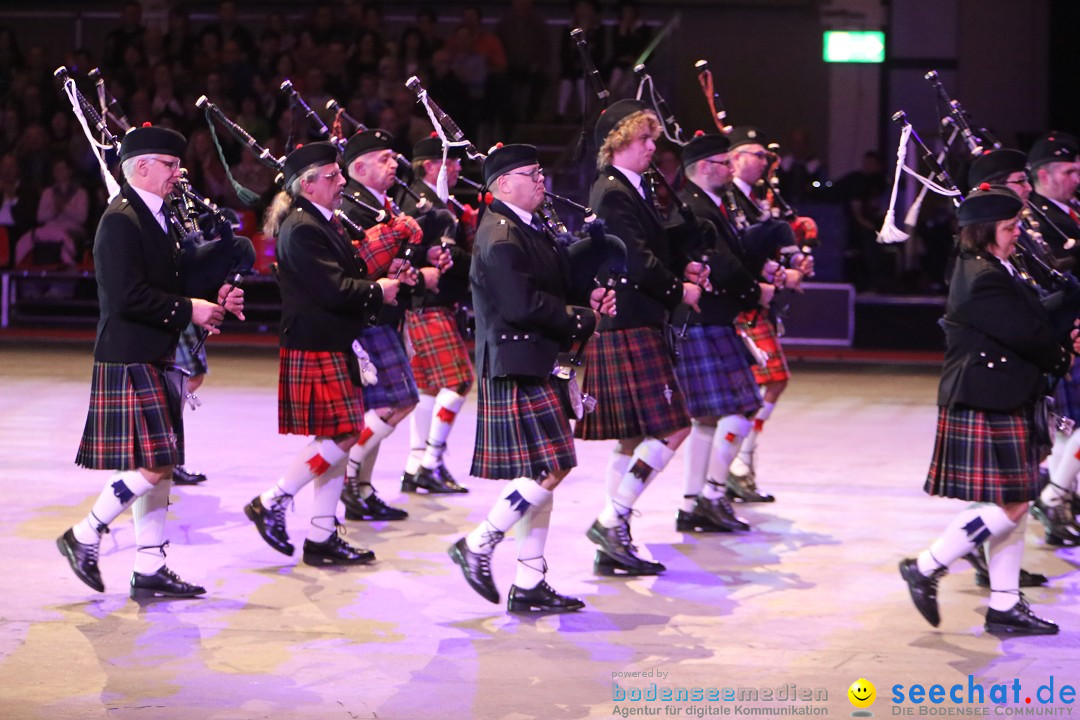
470, 198, 595, 379
400, 178, 471, 308
276, 196, 382, 351
1029, 191, 1080, 270
92, 183, 192, 363
938, 250, 1070, 411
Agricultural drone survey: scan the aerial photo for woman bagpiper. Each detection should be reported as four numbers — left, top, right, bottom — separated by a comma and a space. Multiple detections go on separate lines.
899, 184, 1077, 635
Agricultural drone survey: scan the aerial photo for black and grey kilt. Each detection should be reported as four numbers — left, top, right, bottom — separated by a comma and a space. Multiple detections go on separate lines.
924, 405, 1040, 504
76, 361, 183, 470
575, 326, 690, 441
359, 324, 420, 410
675, 325, 762, 418
279, 349, 365, 437
1054, 363, 1080, 421
471, 375, 577, 480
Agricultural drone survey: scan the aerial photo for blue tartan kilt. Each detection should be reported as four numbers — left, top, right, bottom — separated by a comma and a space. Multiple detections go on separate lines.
359, 324, 420, 410
1053, 362, 1080, 421
675, 325, 763, 418
471, 375, 577, 480
924, 405, 1040, 504
574, 326, 690, 440
76, 362, 183, 470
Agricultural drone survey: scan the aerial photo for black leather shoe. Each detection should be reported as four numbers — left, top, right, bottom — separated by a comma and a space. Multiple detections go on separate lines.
1030, 498, 1080, 546
725, 470, 775, 503
172, 466, 207, 485
675, 509, 731, 533
342, 483, 408, 521
244, 495, 294, 556
593, 551, 666, 576
57, 528, 104, 592
302, 534, 375, 566
402, 466, 460, 494
962, 551, 1048, 588
985, 596, 1059, 636
698, 495, 750, 532
507, 581, 585, 613
586, 521, 665, 575
448, 537, 499, 603
433, 465, 469, 493
130, 566, 206, 600
899, 558, 946, 627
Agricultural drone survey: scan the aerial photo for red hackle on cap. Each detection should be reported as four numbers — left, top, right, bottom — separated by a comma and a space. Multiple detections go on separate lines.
694, 130, 705, 137
978, 182, 991, 191
142, 122, 152, 128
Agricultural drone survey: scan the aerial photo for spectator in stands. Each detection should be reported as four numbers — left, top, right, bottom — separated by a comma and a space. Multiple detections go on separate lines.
0, 26, 24, 97
496, 0, 551, 125
150, 62, 184, 120
414, 6, 444, 55
15, 156, 87, 268
16, 123, 52, 190
103, 0, 145, 72
838, 150, 889, 292
208, 1, 256, 60
162, 6, 196, 70
608, 0, 652, 100
557, 0, 606, 122
0, 153, 36, 267
397, 27, 431, 80
428, 48, 475, 142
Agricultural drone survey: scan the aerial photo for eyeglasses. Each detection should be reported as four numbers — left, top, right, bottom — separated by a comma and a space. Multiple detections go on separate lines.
147, 157, 181, 172
703, 159, 732, 167
1005, 175, 1031, 186
319, 169, 343, 181
506, 167, 545, 182
735, 151, 771, 161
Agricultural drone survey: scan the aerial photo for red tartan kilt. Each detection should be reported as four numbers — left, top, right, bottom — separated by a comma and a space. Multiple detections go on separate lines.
278, 349, 365, 436
574, 326, 690, 440
76, 361, 183, 470
406, 307, 475, 392
736, 311, 789, 384
924, 405, 1041, 504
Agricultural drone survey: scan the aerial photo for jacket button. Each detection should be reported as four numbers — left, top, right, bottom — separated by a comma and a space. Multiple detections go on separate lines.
987, 362, 994, 368
1000, 357, 1007, 362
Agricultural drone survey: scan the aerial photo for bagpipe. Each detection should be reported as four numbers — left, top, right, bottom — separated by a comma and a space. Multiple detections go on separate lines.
884, 77, 1080, 338
54, 66, 253, 357
405, 73, 627, 375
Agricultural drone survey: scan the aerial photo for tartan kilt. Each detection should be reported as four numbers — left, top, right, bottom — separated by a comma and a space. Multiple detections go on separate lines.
1054, 362, 1080, 421
675, 325, 763, 418
924, 405, 1041, 504
405, 307, 475, 392
359, 324, 420, 410
736, 311, 789, 385
76, 362, 183, 470
471, 375, 576, 479
575, 326, 690, 440
278, 349, 365, 436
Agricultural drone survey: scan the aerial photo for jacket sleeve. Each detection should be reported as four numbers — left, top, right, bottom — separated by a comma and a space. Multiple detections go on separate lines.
479, 231, 596, 344
94, 211, 193, 331
957, 266, 1069, 375
286, 223, 383, 314
596, 188, 683, 310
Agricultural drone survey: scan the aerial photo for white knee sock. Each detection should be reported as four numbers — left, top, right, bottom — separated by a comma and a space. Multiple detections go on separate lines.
598, 437, 676, 528
683, 421, 714, 512
705, 415, 753, 500
422, 388, 466, 469
987, 513, 1025, 612
309, 472, 346, 543
514, 492, 554, 589
406, 394, 436, 475
74, 471, 156, 544
466, 478, 550, 554
132, 477, 172, 574
731, 400, 775, 476
346, 411, 395, 483
1042, 431, 1080, 507
917, 503, 1016, 576
605, 451, 632, 504
263, 438, 348, 506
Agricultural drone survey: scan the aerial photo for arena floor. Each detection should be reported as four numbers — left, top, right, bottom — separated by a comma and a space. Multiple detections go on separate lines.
0, 343, 1076, 720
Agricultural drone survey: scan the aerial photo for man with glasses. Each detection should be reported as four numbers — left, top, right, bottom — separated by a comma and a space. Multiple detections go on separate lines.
576, 99, 705, 576
1028, 134, 1080, 268
60, 125, 243, 598
724, 126, 808, 505
397, 135, 477, 498
245, 141, 393, 567
447, 143, 614, 612
338, 129, 460, 525
674, 131, 781, 534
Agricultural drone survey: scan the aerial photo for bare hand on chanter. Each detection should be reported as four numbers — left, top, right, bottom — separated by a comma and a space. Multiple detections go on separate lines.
217, 284, 245, 321
377, 277, 401, 305
590, 286, 617, 320
191, 298, 226, 334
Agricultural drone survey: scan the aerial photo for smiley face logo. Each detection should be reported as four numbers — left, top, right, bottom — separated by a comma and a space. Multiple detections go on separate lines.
848, 678, 876, 711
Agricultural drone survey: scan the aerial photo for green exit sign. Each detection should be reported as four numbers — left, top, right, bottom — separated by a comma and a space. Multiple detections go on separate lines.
823, 31, 885, 63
